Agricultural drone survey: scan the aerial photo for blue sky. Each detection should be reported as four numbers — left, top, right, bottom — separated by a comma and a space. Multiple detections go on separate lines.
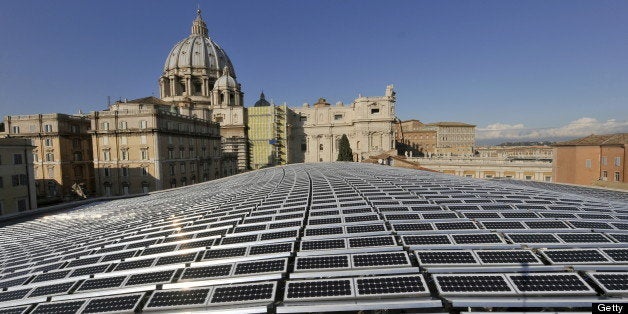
1, 0, 627, 142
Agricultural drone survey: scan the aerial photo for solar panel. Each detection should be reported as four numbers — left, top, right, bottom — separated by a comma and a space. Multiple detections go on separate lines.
556, 233, 612, 243
434, 274, 516, 296
0, 306, 29, 314
0, 289, 31, 302
114, 258, 155, 271
249, 242, 293, 255
285, 279, 354, 301
506, 233, 561, 243
352, 252, 411, 268
524, 221, 570, 229
435, 222, 477, 230
203, 247, 247, 260
587, 272, 628, 295
301, 239, 346, 251
77, 276, 127, 292
355, 274, 429, 297
305, 227, 343, 236
475, 250, 543, 265
507, 273, 595, 295
295, 255, 350, 271
481, 221, 526, 229
145, 288, 211, 310
125, 270, 176, 286
233, 258, 287, 275
69, 264, 110, 277
540, 249, 611, 264
391, 223, 433, 232
348, 236, 396, 248
401, 235, 451, 246
210, 282, 276, 305
82, 293, 144, 313
28, 281, 76, 297
345, 224, 387, 234
179, 264, 233, 281
602, 249, 628, 262
415, 250, 479, 266
452, 233, 504, 244
155, 252, 198, 266
31, 300, 86, 314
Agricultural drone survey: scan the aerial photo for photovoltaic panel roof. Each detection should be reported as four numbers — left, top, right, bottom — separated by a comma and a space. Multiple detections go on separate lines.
0, 162, 627, 313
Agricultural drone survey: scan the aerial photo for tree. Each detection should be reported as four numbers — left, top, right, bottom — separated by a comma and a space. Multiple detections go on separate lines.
337, 134, 353, 161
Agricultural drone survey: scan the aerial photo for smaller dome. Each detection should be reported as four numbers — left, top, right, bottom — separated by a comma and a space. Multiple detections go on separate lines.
214, 66, 237, 89
254, 92, 271, 107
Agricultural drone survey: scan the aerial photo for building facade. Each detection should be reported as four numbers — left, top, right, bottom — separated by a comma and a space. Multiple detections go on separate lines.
1, 114, 94, 203
409, 156, 553, 182
553, 133, 627, 187
396, 120, 475, 157
159, 10, 248, 172
290, 86, 397, 163
0, 138, 37, 216
89, 97, 230, 196
476, 145, 553, 160
248, 93, 290, 169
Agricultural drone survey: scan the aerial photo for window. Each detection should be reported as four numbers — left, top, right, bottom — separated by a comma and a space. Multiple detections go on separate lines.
141, 149, 149, 160
168, 136, 173, 145
190, 163, 196, 172
44, 138, 52, 147
180, 162, 186, 173
525, 175, 532, 180
12, 175, 19, 186
300, 116, 307, 122
47, 167, 54, 178
121, 149, 129, 160
140, 120, 148, 129
103, 150, 111, 161
602, 171, 608, 180
334, 114, 343, 121
17, 199, 27, 212
371, 108, 380, 114
585, 159, 592, 168
545, 176, 552, 182
319, 144, 324, 151
122, 167, 129, 177
12, 126, 19, 133
168, 149, 174, 159
13, 154, 23, 165
45, 153, 54, 162
119, 121, 127, 129
73, 152, 83, 161
465, 174, 473, 178
70, 125, 79, 133
179, 148, 185, 159
602, 156, 608, 165
142, 166, 149, 176
169, 164, 175, 175
485, 175, 493, 178
0, 176, 3, 188
615, 172, 621, 182
104, 168, 110, 177
615, 157, 622, 167
72, 139, 81, 149
101, 122, 109, 130
215, 116, 223, 123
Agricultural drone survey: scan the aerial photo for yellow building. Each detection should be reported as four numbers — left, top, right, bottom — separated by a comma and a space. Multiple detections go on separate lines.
0, 138, 37, 216
1, 114, 94, 203
247, 93, 289, 169
90, 97, 233, 196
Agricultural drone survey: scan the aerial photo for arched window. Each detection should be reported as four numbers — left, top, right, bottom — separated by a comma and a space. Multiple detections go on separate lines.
319, 144, 324, 151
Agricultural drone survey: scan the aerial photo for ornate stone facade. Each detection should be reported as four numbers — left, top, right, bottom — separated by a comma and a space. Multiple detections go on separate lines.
290, 86, 397, 162
159, 10, 248, 172
0, 138, 37, 216
248, 93, 290, 169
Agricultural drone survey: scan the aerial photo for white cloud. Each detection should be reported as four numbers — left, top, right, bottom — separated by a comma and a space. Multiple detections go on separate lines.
477, 117, 628, 140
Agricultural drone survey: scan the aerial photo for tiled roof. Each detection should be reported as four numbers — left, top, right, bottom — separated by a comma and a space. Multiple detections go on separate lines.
554, 133, 628, 146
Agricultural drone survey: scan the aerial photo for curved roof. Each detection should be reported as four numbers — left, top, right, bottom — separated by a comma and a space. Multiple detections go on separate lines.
163, 10, 235, 78
254, 92, 271, 107
1, 163, 627, 313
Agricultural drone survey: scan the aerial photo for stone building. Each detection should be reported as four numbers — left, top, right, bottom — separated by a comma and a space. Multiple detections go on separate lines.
396, 120, 475, 157
159, 10, 248, 172
290, 86, 397, 163
248, 93, 290, 169
1, 114, 94, 203
476, 145, 553, 161
0, 138, 37, 216
89, 97, 233, 196
395, 119, 437, 156
553, 133, 627, 187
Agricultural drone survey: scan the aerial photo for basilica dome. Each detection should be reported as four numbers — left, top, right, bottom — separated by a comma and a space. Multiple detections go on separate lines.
162, 10, 235, 79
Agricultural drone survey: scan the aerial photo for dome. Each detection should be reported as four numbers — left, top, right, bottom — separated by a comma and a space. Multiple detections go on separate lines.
254, 92, 271, 107
163, 9, 235, 78
213, 66, 238, 89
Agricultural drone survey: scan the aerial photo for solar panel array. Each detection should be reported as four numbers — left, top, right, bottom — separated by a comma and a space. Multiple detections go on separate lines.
0, 163, 627, 313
